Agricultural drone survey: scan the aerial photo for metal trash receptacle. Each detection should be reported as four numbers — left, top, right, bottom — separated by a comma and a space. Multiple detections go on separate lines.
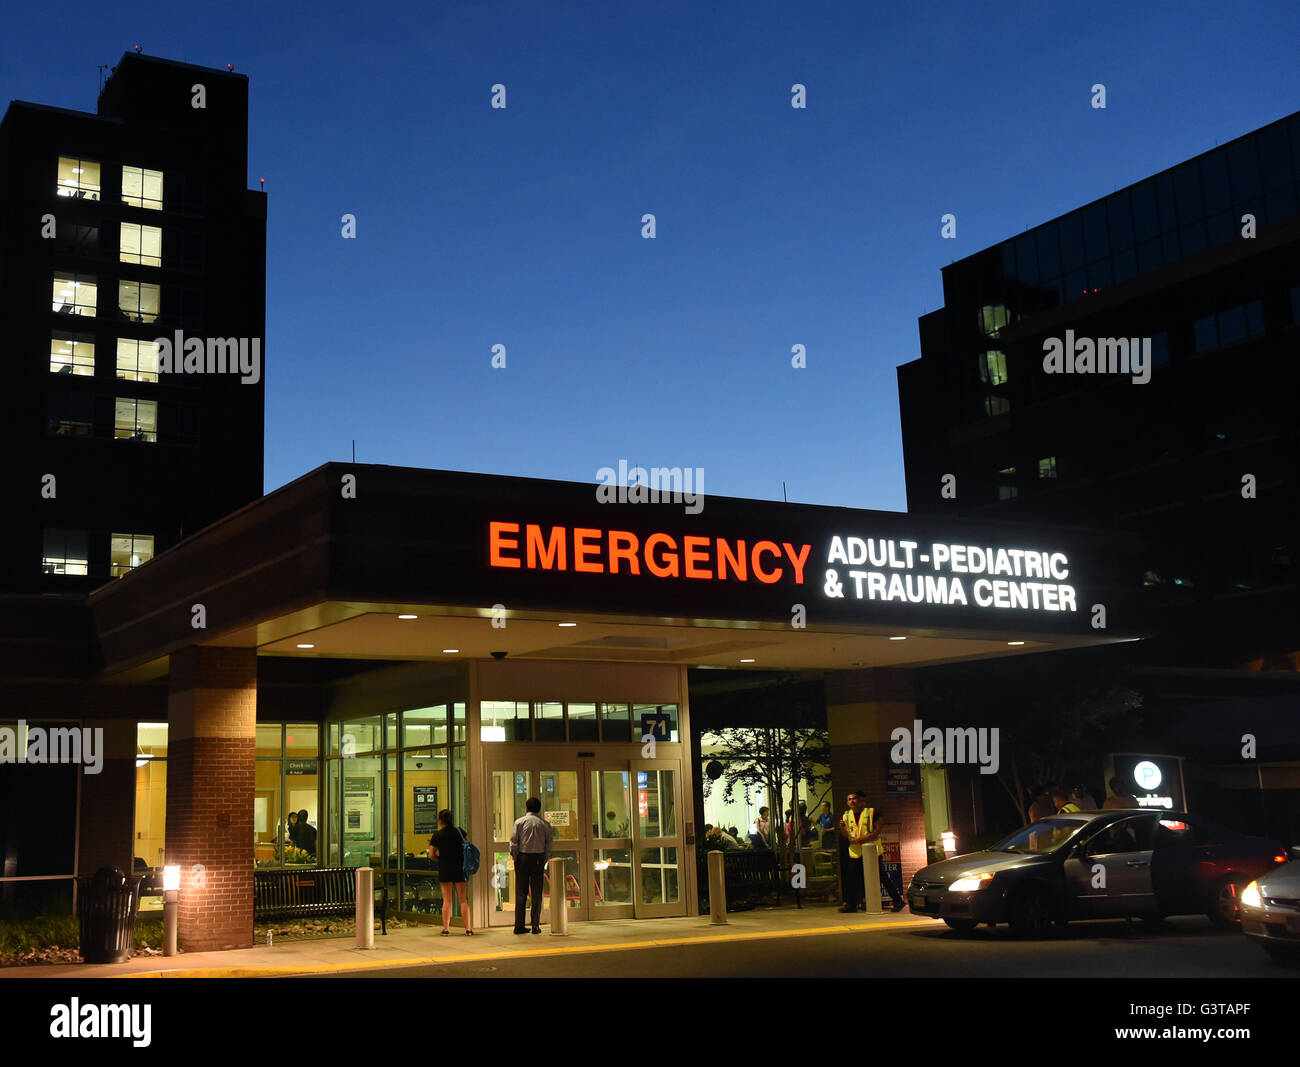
77, 866, 144, 964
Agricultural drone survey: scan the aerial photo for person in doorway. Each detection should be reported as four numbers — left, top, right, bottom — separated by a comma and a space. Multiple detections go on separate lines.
429, 809, 474, 936
1103, 776, 1140, 809
1052, 787, 1081, 814
839, 791, 905, 913
510, 797, 553, 934
296, 810, 317, 855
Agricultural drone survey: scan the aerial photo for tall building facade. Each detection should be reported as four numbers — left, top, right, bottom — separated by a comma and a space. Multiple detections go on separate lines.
898, 111, 1300, 835
0, 52, 265, 595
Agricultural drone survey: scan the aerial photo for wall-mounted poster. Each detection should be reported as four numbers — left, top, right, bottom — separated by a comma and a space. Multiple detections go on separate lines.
344, 776, 375, 839
413, 785, 439, 834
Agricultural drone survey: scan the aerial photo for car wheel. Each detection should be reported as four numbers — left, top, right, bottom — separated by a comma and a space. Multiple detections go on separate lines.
943, 918, 977, 935
1008, 885, 1055, 938
1207, 877, 1244, 928
1262, 943, 1300, 965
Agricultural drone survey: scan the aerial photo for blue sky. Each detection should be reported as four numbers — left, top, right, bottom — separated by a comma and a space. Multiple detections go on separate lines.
7, 1, 1299, 510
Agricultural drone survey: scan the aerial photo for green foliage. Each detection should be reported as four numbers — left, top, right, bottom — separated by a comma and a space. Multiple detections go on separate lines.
0, 912, 169, 958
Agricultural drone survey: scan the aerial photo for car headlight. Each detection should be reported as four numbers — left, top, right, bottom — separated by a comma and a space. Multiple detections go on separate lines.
1240, 881, 1262, 908
947, 872, 995, 893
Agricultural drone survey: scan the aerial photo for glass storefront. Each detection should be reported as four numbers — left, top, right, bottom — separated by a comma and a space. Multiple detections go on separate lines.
255, 723, 321, 867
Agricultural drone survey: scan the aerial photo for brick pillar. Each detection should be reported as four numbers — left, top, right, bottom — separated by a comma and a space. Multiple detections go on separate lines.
166, 646, 256, 951
77, 718, 136, 875
824, 668, 927, 891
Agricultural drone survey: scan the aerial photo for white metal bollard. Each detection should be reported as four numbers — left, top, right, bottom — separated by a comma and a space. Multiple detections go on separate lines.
708, 850, 727, 924
548, 857, 569, 936
356, 867, 375, 949
862, 844, 883, 914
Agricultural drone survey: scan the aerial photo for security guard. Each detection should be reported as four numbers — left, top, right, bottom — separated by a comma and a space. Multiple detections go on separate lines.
839, 790, 905, 912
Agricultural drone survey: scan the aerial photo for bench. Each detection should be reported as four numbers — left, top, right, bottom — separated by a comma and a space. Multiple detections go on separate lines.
253, 867, 385, 925
698, 849, 785, 911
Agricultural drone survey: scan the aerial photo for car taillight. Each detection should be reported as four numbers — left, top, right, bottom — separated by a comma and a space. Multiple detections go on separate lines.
1274, 853, 1287, 864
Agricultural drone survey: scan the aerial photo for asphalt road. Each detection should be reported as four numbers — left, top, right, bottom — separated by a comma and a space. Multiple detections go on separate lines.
318, 916, 1299, 979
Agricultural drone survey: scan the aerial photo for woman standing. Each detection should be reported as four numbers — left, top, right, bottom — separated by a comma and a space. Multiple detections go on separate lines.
429, 809, 474, 936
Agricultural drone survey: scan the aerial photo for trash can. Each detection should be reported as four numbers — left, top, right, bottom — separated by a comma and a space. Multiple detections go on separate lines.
76, 866, 144, 964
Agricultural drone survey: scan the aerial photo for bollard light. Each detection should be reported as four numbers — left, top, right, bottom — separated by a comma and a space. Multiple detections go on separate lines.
163, 864, 180, 893
941, 831, 957, 855
162, 864, 180, 957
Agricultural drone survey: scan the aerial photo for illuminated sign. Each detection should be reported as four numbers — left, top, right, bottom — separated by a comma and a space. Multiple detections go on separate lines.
1133, 761, 1162, 791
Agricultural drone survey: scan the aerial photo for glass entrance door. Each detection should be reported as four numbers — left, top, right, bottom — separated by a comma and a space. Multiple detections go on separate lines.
629, 759, 686, 918
588, 765, 635, 918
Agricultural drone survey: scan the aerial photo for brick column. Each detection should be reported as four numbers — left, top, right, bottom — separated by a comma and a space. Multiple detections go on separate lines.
77, 718, 137, 875
824, 668, 927, 891
166, 646, 256, 951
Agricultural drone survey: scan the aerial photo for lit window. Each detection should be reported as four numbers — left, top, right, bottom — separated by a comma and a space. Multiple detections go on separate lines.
119, 223, 162, 267
114, 398, 158, 442
978, 305, 1011, 337
118, 280, 160, 323
997, 467, 1018, 501
52, 273, 97, 316
978, 349, 1008, 386
56, 157, 101, 200
42, 529, 89, 576
984, 394, 1010, 417
50, 334, 95, 376
116, 338, 160, 382
110, 533, 155, 577
1037, 457, 1058, 479
121, 166, 164, 210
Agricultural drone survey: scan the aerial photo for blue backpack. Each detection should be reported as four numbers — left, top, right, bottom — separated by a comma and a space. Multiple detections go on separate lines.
456, 827, 481, 877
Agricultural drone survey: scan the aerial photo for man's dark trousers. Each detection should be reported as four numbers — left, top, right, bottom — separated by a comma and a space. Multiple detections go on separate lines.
515, 853, 546, 931
843, 851, 865, 909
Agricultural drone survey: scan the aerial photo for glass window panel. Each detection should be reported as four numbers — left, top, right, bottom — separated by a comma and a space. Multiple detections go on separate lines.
41, 529, 89, 576
1112, 248, 1137, 284
1063, 268, 1087, 301
57, 157, 100, 200
567, 702, 598, 742
639, 847, 680, 905
121, 165, 164, 209
402, 706, 447, 748
113, 397, 157, 441
534, 701, 564, 742
255, 724, 282, 757
539, 771, 579, 840
1057, 213, 1085, 272
999, 241, 1016, 281
492, 770, 530, 841
1086, 259, 1111, 291
452, 702, 466, 743
134, 722, 168, 869
1200, 153, 1231, 215
339, 717, 381, 755
50, 335, 94, 376
1228, 138, 1262, 202
109, 533, 154, 576
404, 749, 448, 858
1131, 179, 1160, 242
480, 701, 529, 742
1161, 231, 1180, 265
119, 222, 162, 267
1244, 300, 1264, 337
544, 850, 584, 910
1179, 221, 1206, 257
1136, 237, 1163, 275
1150, 331, 1170, 367
1172, 162, 1203, 225
1217, 305, 1247, 346
1082, 202, 1109, 262
637, 769, 677, 838
285, 723, 318, 756
385, 712, 399, 751
340, 755, 382, 867
1265, 184, 1297, 225
600, 703, 631, 742
116, 338, 159, 383
1206, 210, 1235, 248
1155, 172, 1179, 233
592, 771, 631, 838
1035, 223, 1061, 280
1106, 190, 1134, 251
1013, 231, 1038, 283
1257, 124, 1292, 191
1193, 315, 1218, 353
52, 274, 97, 316
118, 280, 159, 323
593, 848, 632, 906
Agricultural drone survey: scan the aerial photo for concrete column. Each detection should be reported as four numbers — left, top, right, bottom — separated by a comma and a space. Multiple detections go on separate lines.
165, 646, 256, 951
76, 718, 137, 876
825, 668, 926, 896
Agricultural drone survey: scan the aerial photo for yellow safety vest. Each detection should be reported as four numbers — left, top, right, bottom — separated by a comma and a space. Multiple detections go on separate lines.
842, 807, 876, 859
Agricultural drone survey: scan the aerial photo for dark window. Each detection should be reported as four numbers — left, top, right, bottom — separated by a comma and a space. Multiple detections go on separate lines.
1228, 137, 1262, 201
1131, 179, 1160, 242
1200, 152, 1231, 215
1063, 268, 1087, 300
47, 390, 94, 436
1257, 123, 1292, 191
1217, 304, 1247, 345
1014, 232, 1038, 283
1136, 238, 1163, 275
1106, 190, 1134, 251
1036, 223, 1061, 280
54, 223, 99, 255
1083, 202, 1109, 262
1155, 172, 1179, 232
1266, 184, 1297, 225
1179, 220, 1206, 257
1161, 231, 1180, 264
1086, 258, 1111, 290
1245, 299, 1264, 336
1000, 242, 1017, 281
1112, 248, 1137, 284
1194, 314, 1217, 353
1058, 213, 1085, 273
1172, 162, 1203, 225
1150, 331, 1169, 367
1206, 210, 1235, 247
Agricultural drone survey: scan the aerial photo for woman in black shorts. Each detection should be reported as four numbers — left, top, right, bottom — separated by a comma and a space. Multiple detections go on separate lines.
429, 809, 474, 936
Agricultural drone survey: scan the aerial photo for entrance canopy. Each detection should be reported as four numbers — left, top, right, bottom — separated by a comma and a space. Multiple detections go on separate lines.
87, 463, 1144, 677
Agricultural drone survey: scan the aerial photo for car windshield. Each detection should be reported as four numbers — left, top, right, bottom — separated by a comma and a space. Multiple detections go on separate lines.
990, 818, 1089, 854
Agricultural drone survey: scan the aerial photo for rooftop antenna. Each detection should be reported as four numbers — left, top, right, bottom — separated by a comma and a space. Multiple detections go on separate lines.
352, 439, 356, 463
782, 480, 787, 502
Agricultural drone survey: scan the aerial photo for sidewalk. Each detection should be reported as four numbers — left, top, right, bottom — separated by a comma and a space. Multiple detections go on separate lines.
0, 905, 930, 978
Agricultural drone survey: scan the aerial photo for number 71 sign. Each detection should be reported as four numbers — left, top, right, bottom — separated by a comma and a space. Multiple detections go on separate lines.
640, 713, 672, 739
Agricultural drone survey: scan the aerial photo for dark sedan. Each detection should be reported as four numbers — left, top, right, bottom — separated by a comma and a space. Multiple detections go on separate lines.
907, 810, 1287, 937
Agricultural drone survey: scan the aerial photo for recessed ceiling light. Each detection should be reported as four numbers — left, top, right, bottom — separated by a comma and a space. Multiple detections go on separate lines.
442, 648, 459, 654
1007, 641, 1025, 646
889, 636, 907, 641
740, 658, 755, 663
557, 622, 577, 627
397, 614, 418, 620
296, 643, 314, 649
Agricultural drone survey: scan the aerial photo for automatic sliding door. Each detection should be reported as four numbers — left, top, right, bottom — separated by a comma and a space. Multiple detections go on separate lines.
589, 767, 634, 918
630, 760, 686, 917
